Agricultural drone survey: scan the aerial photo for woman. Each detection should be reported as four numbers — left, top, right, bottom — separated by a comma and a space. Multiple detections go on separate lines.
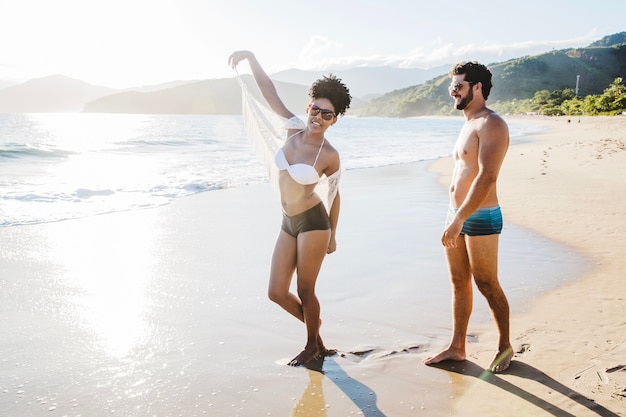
229, 51, 351, 366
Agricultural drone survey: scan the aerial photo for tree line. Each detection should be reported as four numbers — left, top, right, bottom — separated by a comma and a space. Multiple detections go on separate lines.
492, 77, 626, 116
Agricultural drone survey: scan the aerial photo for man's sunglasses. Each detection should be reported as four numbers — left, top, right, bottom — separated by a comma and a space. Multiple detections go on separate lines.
309, 105, 336, 121
448, 81, 476, 93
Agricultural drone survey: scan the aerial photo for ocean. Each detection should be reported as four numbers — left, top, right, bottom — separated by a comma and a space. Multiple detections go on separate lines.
0, 113, 542, 227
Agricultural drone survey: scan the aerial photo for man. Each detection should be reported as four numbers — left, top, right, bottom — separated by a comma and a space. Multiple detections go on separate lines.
423, 62, 513, 373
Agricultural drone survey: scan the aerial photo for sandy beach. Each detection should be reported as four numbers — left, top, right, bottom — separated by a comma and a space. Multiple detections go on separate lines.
0, 115, 624, 416
428, 115, 626, 416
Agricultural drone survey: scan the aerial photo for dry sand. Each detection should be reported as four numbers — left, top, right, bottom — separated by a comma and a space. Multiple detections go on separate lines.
428, 115, 626, 416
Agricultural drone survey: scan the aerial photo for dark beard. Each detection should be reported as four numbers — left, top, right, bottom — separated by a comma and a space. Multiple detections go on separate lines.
455, 88, 474, 110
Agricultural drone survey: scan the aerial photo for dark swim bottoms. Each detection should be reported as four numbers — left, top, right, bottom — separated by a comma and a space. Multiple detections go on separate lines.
281, 202, 331, 238
447, 206, 503, 236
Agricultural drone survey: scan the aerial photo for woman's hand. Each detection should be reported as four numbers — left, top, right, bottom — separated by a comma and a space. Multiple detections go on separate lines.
327, 236, 337, 254
228, 50, 254, 69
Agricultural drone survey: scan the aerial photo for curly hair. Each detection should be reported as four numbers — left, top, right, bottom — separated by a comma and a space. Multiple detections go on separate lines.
450, 62, 493, 100
308, 74, 352, 116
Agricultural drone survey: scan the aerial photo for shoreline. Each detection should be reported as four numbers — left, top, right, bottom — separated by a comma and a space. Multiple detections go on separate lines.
0, 161, 587, 417
427, 115, 626, 416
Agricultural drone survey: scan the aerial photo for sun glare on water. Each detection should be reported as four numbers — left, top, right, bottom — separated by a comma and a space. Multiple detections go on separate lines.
47, 206, 162, 358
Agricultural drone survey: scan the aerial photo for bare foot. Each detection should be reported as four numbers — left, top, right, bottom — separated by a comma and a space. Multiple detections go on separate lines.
423, 347, 466, 366
488, 347, 514, 373
288, 345, 321, 366
320, 347, 337, 356
317, 336, 337, 357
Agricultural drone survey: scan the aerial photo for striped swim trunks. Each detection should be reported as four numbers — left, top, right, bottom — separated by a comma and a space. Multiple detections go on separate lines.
447, 206, 503, 236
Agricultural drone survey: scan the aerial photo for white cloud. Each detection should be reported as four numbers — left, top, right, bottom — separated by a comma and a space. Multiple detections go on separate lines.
282, 30, 608, 73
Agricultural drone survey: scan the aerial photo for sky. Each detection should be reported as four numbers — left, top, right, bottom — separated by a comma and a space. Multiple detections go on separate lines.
1, 0, 624, 89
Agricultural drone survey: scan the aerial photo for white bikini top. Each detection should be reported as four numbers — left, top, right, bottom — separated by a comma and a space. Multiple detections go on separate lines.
274, 132, 325, 185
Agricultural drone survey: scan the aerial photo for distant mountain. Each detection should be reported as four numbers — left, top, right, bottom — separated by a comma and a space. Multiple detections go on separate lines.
589, 31, 626, 47
0, 80, 16, 90
83, 75, 368, 115
270, 65, 451, 99
83, 76, 313, 115
0, 74, 118, 113
122, 80, 202, 93
2, 32, 624, 116
0, 66, 426, 115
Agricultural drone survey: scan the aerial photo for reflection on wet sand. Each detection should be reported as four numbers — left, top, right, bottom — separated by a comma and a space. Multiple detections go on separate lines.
292, 369, 327, 417
293, 354, 388, 417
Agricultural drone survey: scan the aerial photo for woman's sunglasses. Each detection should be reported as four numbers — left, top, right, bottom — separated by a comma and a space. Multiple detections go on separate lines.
309, 105, 336, 121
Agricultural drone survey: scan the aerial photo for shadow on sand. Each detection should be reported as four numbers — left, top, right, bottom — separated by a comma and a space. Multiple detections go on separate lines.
431, 359, 620, 417
292, 355, 387, 417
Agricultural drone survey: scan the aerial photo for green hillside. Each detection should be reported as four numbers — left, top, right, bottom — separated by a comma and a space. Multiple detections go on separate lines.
357, 32, 626, 117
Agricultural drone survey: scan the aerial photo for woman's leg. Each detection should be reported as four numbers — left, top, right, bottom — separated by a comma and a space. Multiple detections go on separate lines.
288, 229, 330, 366
268, 230, 302, 320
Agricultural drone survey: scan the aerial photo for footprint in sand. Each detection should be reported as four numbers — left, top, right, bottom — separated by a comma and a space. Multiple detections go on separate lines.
516, 343, 531, 356
597, 369, 610, 384
339, 345, 424, 362
606, 364, 626, 373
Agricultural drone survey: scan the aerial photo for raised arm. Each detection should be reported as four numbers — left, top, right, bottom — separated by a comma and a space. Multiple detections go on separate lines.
229, 50, 295, 120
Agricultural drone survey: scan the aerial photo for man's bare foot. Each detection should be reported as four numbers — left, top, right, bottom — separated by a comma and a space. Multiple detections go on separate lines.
423, 347, 466, 366
488, 347, 513, 373
288, 345, 321, 366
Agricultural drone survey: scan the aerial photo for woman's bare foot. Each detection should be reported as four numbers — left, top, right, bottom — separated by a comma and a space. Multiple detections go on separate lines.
423, 347, 466, 366
320, 346, 337, 356
317, 335, 337, 357
488, 347, 513, 373
288, 344, 321, 366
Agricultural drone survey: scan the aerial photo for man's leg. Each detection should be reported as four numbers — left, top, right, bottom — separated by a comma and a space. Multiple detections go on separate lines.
424, 235, 473, 365
466, 234, 513, 372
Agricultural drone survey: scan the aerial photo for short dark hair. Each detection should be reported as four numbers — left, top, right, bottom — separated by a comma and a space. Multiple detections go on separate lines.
309, 74, 352, 116
450, 62, 493, 100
